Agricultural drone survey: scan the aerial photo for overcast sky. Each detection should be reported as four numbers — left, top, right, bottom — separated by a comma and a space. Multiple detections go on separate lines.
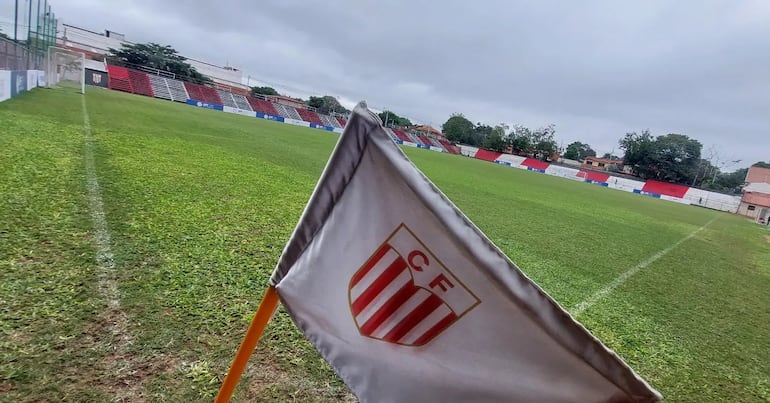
6, 0, 770, 168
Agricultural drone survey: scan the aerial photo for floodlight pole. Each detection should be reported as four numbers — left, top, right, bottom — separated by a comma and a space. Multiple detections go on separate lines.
27, 0, 33, 67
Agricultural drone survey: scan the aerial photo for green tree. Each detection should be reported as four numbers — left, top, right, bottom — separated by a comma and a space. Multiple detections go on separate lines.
563, 141, 596, 160
379, 110, 412, 127
442, 114, 477, 145
250, 86, 278, 96
602, 152, 620, 160
752, 161, 770, 168
474, 124, 493, 140
507, 125, 532, 154
307, 95, 349, 115
108, 42, 212, 85
482, 129, 505, 152
619, 130, 656, 177
531, 124, 558, 161
619, 131, 702, 184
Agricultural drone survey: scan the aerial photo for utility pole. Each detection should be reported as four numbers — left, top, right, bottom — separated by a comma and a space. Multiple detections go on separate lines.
14, 0, 19, 41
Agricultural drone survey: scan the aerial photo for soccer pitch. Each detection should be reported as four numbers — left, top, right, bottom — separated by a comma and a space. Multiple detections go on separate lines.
1, 88, 768, 402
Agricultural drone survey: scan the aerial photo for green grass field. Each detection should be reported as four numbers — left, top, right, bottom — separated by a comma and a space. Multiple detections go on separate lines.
1, 88, 769, 402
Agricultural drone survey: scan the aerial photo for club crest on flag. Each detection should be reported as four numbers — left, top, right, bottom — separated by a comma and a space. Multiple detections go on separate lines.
348, 224, 480, 346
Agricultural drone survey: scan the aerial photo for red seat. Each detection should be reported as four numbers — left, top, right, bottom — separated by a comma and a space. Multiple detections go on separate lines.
247, 97, 280, 116
183, 82, 222, 105
127, 69, 154, 97
521, 158, 550, 171
392, 129, 411, 142
297, 109, 324, 125
336, 117, 347, 127
439, 140, 460, 154
641, 180, 689, 198
475, 149, 503, 162
417, 134, 432, 146
106, 65, 133, 93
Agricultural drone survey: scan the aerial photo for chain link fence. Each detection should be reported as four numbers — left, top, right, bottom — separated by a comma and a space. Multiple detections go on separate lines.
0, 37, 45, 70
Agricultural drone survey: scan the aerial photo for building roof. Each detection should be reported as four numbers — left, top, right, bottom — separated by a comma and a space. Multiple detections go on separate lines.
584, 157, 622, 165
412, 125, 442, 135
744, 182, 770, 194
742, 192, 770, 208
746, 166, 770, 184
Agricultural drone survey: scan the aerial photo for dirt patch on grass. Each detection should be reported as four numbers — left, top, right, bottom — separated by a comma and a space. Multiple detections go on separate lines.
244, 349, 356, 402
0, 381, 14, 393
764, 235, 770, 244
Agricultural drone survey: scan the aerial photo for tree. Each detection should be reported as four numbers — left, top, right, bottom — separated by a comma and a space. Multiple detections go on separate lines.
250, 86, 278, 96
307, 95, 349, 115
619, 131, 702, 184
702, 168, 747, 194
108, 42, 212, 85
378, 110, 412, 127
753, 161, 770, 168
602, 152, 620, 160
507, 125, 532, 154
531, 124, 558, 161
564, 141, 596, 160
482, 129, 505, 152
474, 123, 493, 140
442, 114, 477, 145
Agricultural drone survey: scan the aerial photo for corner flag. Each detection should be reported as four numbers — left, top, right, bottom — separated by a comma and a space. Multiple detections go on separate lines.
218, 102, 662, 402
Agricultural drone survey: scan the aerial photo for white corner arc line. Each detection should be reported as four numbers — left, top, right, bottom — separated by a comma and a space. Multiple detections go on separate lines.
82, 96, 140, 399
571, 215, 720, 317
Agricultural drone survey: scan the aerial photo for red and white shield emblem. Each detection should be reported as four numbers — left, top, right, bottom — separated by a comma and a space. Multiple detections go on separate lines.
348, 224, 479, 346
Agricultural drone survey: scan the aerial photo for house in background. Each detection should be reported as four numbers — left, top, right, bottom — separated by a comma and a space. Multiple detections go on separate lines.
581, 157, 633, 174
738, 166, 770, 222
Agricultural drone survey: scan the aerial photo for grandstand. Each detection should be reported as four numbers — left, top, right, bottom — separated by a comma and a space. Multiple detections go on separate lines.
80, 61, 742, 212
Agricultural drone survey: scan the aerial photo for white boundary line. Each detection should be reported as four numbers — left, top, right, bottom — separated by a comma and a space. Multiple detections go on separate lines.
571, 215, 720, 317
82, 96, 141, 400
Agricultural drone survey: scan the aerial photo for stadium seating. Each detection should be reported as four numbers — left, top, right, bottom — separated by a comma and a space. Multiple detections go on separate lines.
641, 180, 689, 198
127, 70, 154, 97
428, 137, 445, 150
319, 114, 341, 128
184, 82, 223, 105
216, 89, 239, 108
336, 117, 347, 127
232, 94, 253, 111
166, 78, 190, 102
474, 149, 503, 162
297, 108, 324, 125
438, 139, 460, 154
106, 65, 133, 93
521, 158, 550, 171
384, 128, 401, 142
148, 75, 172, 101
391, 129, 412, 143
273, 103, 302, 120
577, 171, 610, 183
247, 97, 280, 116
416, 134, 433, 146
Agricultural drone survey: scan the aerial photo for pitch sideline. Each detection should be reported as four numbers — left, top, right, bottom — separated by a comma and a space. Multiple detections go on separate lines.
82, 95, 142, 400
571, 214, 720, 317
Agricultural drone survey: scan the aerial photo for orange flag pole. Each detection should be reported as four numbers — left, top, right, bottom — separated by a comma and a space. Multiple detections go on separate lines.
215, 286, 280, 403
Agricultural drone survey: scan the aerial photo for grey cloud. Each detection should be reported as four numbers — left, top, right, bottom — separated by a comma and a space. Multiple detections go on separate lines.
52, 0, 770, 167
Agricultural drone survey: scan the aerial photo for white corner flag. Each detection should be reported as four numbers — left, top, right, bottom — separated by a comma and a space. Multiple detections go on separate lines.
268, 103, 662, 402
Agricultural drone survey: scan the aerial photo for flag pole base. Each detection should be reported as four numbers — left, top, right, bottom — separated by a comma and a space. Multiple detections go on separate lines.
215, 285, 280, 403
